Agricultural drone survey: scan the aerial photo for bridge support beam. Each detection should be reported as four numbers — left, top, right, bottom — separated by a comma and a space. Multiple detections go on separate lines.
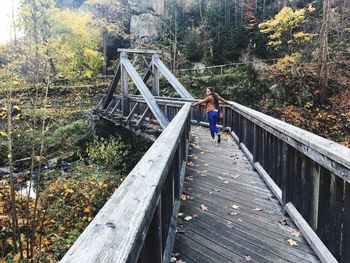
152, 54, 160, 96
121, 51, 129, 116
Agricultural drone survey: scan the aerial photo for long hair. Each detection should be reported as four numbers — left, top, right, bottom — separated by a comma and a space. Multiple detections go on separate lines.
208, 87, 219, 110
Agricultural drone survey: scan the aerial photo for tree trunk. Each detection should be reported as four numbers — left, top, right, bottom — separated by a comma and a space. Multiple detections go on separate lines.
198, 0, 203, 23
173, 9, 177, 74
103, 31, 108, 76
7, 89, 24, 259
319, 0, 331, 101
11, 0, 17, 44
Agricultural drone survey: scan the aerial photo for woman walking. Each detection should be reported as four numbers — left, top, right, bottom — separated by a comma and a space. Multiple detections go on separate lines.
192, 87, 233, 143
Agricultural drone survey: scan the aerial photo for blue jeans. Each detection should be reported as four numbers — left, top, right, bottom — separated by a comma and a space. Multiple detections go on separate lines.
207, 110, 219, 138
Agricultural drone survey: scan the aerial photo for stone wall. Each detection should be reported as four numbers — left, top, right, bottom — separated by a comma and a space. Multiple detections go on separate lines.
128, 0, 164, 46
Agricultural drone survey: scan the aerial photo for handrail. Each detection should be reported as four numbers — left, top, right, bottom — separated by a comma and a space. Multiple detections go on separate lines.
61, 103, 191, 263
191, 101, 349, 263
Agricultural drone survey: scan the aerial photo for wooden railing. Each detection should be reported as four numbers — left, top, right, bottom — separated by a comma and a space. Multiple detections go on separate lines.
61, 102, 191, 263
191, 102, 350, 263
63, 94, 349, 262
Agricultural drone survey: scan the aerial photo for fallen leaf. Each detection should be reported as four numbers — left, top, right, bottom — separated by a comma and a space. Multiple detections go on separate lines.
178, 213, 184, 217
232, 205, 240, 210
250, 181, 257, 185
254, 207, 264, 212
287, 239, 298, 247
180, 194, 187, 201
262, 196, 272, 200
200, 204, 208, 211
214, 189, 220, 192
218, 176, 224, 180
184, 216, 192, 221
224, 181, 229, 184
230, 212, 239, 216
170, 257, 176, 263
278, 219, 289, 226
204, 163, 208, 166
238, 218, 243, 222
245, 255, 252, 261
292, 230, 301, 237
84, 205, 93, 213
231, 175, 240, 179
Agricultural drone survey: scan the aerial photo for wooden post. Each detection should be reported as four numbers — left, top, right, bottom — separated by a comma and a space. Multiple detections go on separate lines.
281, 141, 290, 214
342, 182, 350, 262
152, 54, 160, 96
310, 163, 320, 231
252, 123, 257, 162
121, 51, 129, 116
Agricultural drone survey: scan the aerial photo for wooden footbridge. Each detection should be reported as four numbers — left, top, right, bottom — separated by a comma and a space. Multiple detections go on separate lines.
61, 50, 350, 263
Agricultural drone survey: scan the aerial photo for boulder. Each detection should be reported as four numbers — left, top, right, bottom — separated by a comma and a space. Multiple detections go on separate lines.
128, 0, 164, 15
130, 13, 160, 45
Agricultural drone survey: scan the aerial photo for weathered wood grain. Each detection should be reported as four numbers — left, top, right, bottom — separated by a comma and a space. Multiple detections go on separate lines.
61, 103, 191, 263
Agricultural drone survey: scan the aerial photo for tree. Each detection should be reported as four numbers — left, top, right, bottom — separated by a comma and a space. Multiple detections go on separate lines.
258, 5, 316, 63
318, 0, 330, 101
85, 0, 127, 75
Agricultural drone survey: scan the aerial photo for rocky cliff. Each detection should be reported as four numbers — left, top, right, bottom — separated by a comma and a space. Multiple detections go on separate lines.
128, 0, 164, 46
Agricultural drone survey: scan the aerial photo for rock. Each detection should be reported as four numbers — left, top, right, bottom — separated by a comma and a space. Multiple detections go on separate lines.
270, 84, 286, 99
48, 157, 59, 169
129, 0, 164, 46
0, 167, 11, 175
130, 13, 161, 46
128, 0, 164, 15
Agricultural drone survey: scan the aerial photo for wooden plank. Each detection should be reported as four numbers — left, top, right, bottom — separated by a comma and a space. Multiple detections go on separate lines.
153, 58, 194, 99
239, 142, 253, 163
121, 53, 129, 116
175, 234, 229, 263
316, 167, 331, 245
126, 102, 139, 122
310, 162, 321, 231
138, 202, 162, 263
121, 56, 169, 129
61, 103, 191, 263
109, 100, 121, 116
327, 173, 344, 259
180, 202, 318, 261
117, 48, 161, 54
285, 202, 338, 263
341, 182, 350, 262
230, 103, 350, 181
254, 162, 282, 203
103, 65, 121, 109
152, 55, 160, 96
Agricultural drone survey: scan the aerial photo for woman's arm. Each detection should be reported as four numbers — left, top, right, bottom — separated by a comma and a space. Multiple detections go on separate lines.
192, 96, 210, 106
218, 95, 233, 105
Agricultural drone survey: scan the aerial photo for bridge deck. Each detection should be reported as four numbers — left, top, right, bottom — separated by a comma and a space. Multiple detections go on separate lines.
173, 126, 320, 263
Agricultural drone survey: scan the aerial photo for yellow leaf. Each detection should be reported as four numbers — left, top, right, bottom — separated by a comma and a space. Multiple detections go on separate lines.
292, 230, 301, 237
287, 239, 298, 247
232, 205, 240, 210
184, 216, 192, 221
84, 205, 93, 213
200, 204, 208, 211
67, 189, 74, 193
0, 131, 7, 137
12, 80, 20, 86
